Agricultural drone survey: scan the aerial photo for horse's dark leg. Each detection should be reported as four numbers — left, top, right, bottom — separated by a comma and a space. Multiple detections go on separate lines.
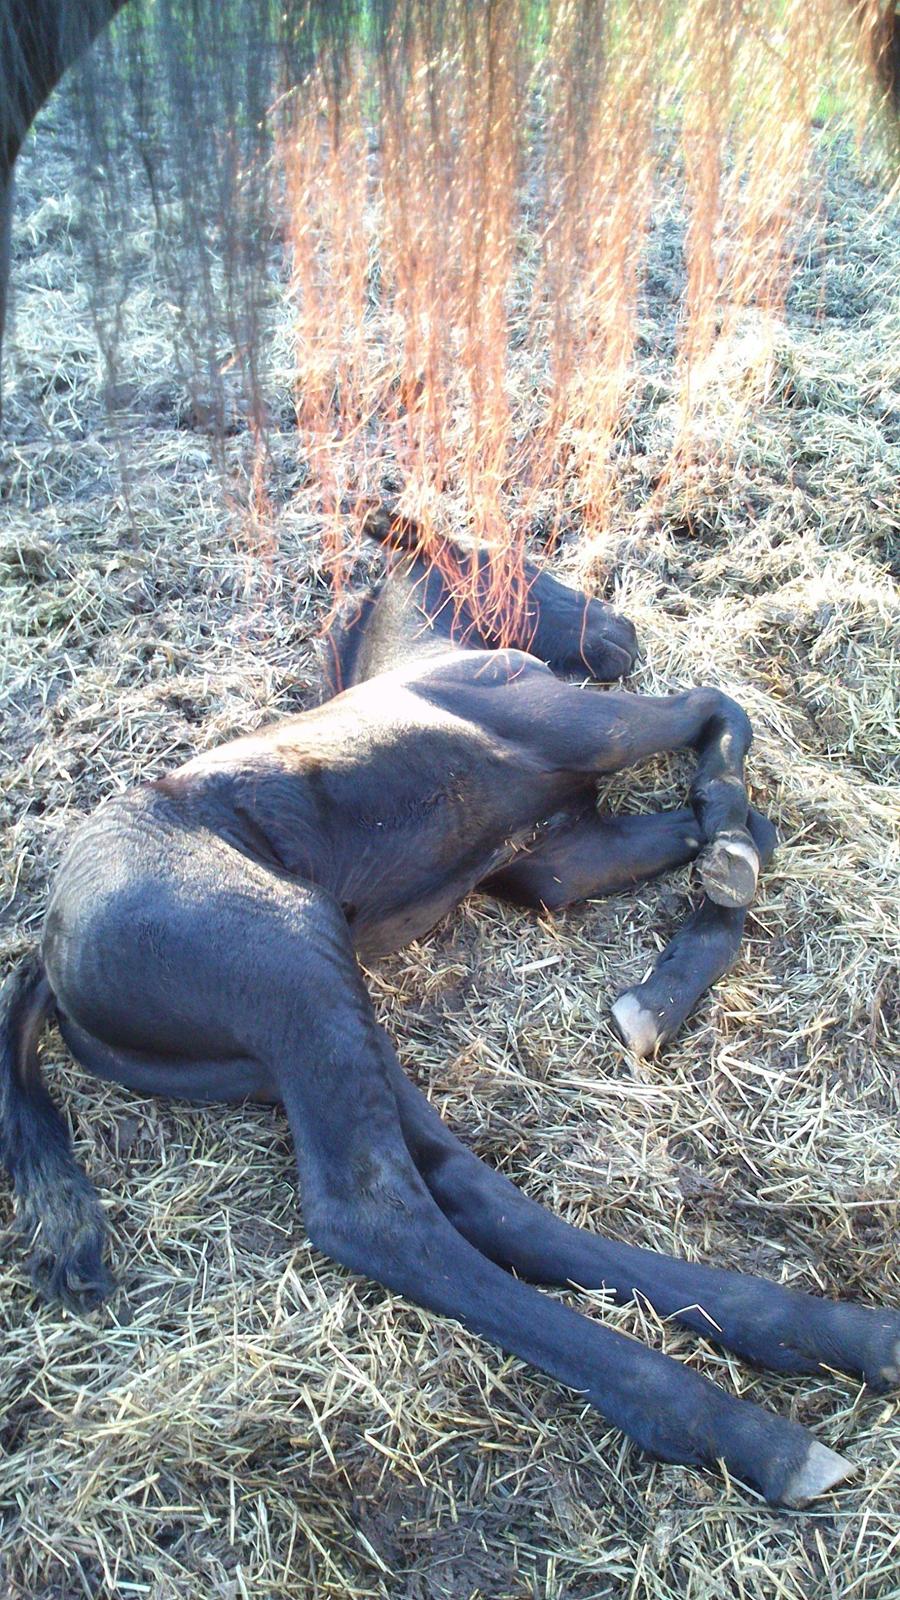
607, 809, 777, 1056
609, 849, 777, 1057
484, 804, 706, 910
0, 0, 129, 411
41, 827, 851, 1506
0, 161, 12, 413
595, 688, 760, 906
485, 806, 776, 1055
480, 675, 763, 908
269, 928, 854, 1508
381, 1047, 900, 1396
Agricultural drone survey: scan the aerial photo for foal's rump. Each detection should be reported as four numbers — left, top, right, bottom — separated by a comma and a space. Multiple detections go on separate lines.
41, 788, 340, 1084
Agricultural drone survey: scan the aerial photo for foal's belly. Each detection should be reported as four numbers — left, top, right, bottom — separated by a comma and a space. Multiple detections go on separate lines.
345, 841, 510, 960
348, 877, 485, 960
344, 804, 582, 960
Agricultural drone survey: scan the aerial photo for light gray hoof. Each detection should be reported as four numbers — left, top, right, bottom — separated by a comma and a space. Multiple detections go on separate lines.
879, 1338, 900, 1388
610, 992, 662, 1058
699, 832, 759, 908
781, 1442, 856, 1507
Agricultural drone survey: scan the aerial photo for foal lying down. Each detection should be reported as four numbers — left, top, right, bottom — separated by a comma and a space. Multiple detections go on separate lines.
2, 514, 898, 1507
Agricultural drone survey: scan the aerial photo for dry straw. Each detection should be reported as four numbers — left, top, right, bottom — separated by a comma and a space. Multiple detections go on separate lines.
273, 0, 896, 632
1, 0, 899, 1594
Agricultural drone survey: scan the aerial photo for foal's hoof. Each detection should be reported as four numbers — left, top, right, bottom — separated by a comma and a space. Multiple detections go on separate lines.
610, 991, 663, 1058
781, 1442, 856, 1508
699, 831, 759, 908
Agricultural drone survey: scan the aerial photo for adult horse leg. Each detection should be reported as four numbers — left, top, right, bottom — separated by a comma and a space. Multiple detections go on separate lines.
0, 0, 129, 410
0, 163, 12, 404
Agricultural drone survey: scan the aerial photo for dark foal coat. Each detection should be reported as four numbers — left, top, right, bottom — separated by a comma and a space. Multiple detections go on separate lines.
2, 526, 898, 1509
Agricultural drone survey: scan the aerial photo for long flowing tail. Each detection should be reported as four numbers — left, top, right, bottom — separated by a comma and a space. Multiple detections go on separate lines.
0, 952, 112, 1306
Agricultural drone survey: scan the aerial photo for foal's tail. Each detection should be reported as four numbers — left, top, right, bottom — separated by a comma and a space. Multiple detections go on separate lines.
0, 952, 112, 1306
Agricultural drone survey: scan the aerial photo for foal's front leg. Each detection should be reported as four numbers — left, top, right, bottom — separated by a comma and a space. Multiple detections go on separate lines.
609, 807, 777, 1056
485, 805, 776, 1056
590, 686, 761, 907
488, 674, 763, 908
484, 805, 706, 911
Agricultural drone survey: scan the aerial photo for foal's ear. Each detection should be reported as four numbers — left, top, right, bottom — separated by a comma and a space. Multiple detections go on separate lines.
317, 592, 378, 701
361, 502, 418, 552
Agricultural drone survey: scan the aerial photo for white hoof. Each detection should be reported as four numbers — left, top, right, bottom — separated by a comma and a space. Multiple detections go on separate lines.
610, 992, 662, 1058
878, 1338, 900, 1387
782, 1442, 856, 1507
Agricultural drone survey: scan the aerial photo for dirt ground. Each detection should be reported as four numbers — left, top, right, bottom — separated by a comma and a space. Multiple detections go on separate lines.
1, 94, 899, 1600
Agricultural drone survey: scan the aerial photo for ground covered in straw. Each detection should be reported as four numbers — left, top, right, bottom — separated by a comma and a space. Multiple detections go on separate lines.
2, 101, 899, 1600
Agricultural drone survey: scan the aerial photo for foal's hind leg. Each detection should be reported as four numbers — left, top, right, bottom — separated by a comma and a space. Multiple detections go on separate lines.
45, 832, 856, 1506
261, 908, 857, 1507
381, 1048, 900, 1396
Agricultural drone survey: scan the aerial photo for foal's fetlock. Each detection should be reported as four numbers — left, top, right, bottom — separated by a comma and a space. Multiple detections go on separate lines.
698, 827, 759, 908
627, 1380, 851, 1507
805, 1301, 900, 1393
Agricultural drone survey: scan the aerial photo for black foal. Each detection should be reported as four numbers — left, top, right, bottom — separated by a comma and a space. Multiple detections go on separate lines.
2, 516, 897, 1508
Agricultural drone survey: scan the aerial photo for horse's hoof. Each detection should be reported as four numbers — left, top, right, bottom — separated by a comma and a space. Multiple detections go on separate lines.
610, 991, 662, 1058
699, 832, 759, 908
781, 1441, 856, 1507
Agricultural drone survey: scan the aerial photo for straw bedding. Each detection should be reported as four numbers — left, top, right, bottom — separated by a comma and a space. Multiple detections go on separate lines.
1, 100, 899, 1600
